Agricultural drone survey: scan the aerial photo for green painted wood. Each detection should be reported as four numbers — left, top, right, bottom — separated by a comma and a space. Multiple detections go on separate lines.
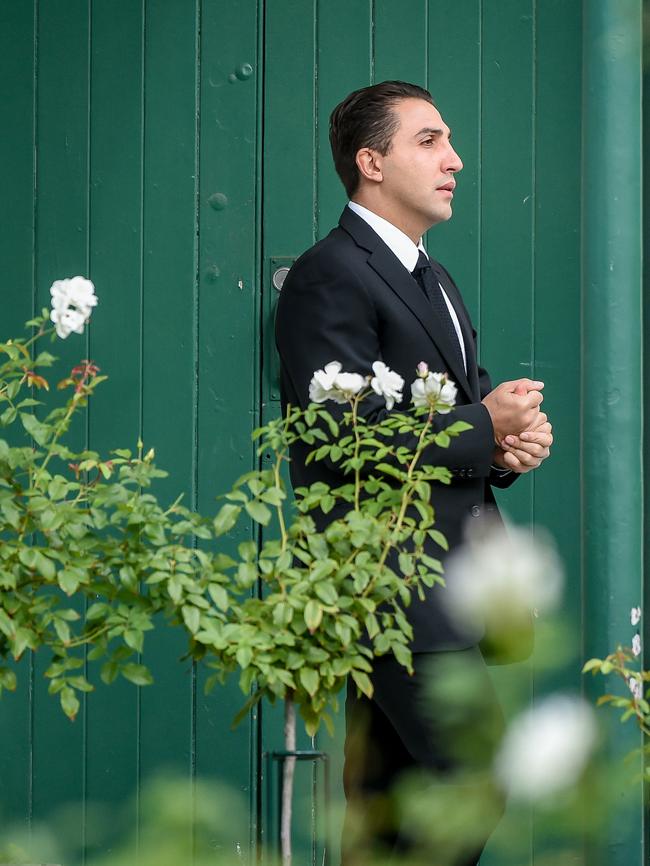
315, 0, 370, 238
32, 3, 91, 860
582, 2, 644, 864
139, 3, 199, 852
1, 2, 640, 864
425, 0, 481, 347
194, 0, 261, 859
84, 3, 144, 859
0, 0, 36, 832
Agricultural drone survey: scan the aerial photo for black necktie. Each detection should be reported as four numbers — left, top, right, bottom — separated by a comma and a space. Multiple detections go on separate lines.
411, 250, 465, 373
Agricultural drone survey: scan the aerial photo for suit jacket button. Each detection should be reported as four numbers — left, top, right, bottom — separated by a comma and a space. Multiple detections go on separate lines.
470, 505, 481, 518
467, 468, 474, 477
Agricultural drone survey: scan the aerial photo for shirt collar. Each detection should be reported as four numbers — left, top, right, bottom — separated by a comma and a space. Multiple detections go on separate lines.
347, 201, 426, 272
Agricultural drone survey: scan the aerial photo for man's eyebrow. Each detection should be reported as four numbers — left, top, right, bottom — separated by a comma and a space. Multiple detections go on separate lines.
415, 127, 451, 139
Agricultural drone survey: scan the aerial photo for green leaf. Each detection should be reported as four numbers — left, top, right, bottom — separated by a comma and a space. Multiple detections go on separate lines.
299, 667, 320, 697
315, 582, 338, 605
121, 663, 153, 686
58, 569, 82, 595
0, 667, 17, 692
273, 602, 293, 627
428, 529, 448, 551
582, 658, 603, 674
236, 646, 253, 669
20, 411, 51, 446
87, 602, 109, 621
245, 500, 272, 526
260, 487, 286, 506
208, 584, 229, 611
182, 604, 201, 634
392, 642, 412, 671
351, 670, 373, 698
213, 503, 241, 536
53, 618, 71, 645
304, 600, 323, 632
60, 686, 80, 721
364, 613, 379, 639
434, 431, 450, 448
0, 407, 17, 426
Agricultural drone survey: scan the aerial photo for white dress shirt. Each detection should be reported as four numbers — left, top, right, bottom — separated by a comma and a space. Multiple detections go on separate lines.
347, 201, 467, 373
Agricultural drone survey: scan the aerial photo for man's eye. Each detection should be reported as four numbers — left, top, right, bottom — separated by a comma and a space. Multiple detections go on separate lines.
421, 139, 434, 146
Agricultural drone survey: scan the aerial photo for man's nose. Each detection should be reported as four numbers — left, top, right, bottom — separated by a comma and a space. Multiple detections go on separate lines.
446, 145, 463, 173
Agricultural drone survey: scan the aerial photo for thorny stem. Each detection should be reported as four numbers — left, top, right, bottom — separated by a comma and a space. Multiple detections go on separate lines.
375, 408, 435, 576
351, 395, 362, 512
65, 623, 112, 649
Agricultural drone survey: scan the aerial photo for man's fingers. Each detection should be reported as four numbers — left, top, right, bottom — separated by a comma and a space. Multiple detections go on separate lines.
504, 431, 553, 450
501, 378, 545, 393
501, 450, 535, 473
502, 448, 543, 470
528, 413, 549, 431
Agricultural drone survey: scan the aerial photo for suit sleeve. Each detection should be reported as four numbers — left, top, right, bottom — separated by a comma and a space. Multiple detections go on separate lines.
275, 252, 498, 479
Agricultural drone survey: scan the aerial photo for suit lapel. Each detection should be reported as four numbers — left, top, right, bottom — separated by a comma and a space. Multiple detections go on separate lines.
430, 261, 481, 401
339, 208, 474, 402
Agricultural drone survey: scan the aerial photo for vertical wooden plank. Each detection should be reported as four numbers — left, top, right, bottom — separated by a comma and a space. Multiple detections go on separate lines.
533, 0, 583, 861
480, 0, 535, 519
373, 0, 427, 86
139, 3, 198, 854
475, 3, 535, 864
85, 1, 144, 857
315, 0, 371, 236
0, 0, 36, 832
533, 5, 582, 665
195, 0, 260, 859
426, 1, 482, 337
31, 3, 90, 860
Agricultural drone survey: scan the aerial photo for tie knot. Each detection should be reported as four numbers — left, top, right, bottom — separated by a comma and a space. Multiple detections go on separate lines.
412, 250, 431, 276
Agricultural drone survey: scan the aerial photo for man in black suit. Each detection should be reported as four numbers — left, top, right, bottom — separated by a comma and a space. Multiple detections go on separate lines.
275, 81, 552, 865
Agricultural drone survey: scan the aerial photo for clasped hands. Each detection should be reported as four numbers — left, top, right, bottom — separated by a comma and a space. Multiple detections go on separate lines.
482, 378, 553, 474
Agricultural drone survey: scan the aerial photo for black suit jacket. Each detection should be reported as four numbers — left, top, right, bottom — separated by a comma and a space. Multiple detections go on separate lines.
275, 206, 515, 652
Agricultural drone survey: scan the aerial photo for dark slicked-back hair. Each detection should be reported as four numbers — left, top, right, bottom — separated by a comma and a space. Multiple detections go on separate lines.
329, 80, 434, 198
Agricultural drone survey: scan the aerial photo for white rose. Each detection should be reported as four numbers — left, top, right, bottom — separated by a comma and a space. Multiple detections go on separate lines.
309, 361, 342, 403
631, 606, 642, 626
410, 371, 457, 413
308, 362, 366, 404
632, 634, 642, 657
332, 371, 366, 400
442, 519, 564, 627
494, 694, 597, 801
370, 361, 404, 410
49, 276, 98, 339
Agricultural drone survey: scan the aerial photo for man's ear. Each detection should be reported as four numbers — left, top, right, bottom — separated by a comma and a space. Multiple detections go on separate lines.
355, 148, 383, 184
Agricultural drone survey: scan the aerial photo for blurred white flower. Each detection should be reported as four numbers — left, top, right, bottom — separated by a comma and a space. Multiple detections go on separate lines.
631, 607, 642, 626
410, 370, 457, 413
628, 676, 643, 701
308, 362, 366, 404
632, 634, 642, 657
495, 694, 597, 801
442, 519, 564, 627
370, 361, 404, 410
49, 276, 98, 339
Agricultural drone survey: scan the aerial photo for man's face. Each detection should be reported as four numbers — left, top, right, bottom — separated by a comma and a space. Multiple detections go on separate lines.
374, 98, 463, 231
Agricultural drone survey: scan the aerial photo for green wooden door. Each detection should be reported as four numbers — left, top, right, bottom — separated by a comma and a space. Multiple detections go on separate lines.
1, 1, 262, 862
260, 1, 586, 864
1, 1, 642, 865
